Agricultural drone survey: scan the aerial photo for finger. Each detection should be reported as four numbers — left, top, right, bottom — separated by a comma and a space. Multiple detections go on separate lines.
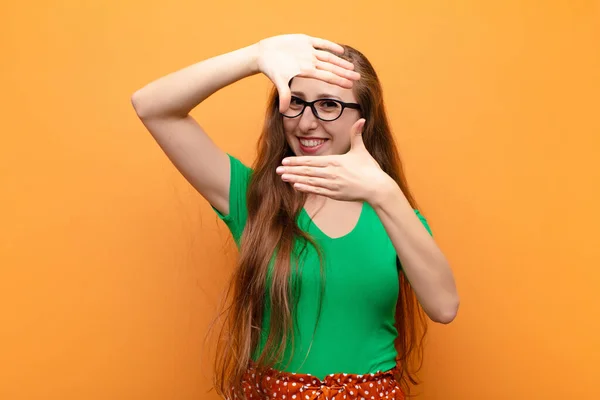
282, 174, 337, 189
293, 182, 338, 198
310, 37, 345, 54
315, 60, 361, 81
314, 50, 355, 71
299, 69, 354, 89
277, 166, 330, 178
281, 156, 332, 167
274, 78, 292, 113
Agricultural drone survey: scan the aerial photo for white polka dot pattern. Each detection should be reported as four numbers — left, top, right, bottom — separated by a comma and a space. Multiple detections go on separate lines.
234, 364, 404, 400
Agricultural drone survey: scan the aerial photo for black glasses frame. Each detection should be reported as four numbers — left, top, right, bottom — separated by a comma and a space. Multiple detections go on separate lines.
281, 96, 362, 122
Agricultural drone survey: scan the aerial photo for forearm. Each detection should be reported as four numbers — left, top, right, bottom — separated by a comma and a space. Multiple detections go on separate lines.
132, 44, 260, 119
371, 180, 459, 323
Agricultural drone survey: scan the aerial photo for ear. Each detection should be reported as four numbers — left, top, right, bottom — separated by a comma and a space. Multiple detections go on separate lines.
349, 118, 367, 151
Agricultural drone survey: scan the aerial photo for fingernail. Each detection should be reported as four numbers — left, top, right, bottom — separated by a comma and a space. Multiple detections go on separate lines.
276, 166, 284, 173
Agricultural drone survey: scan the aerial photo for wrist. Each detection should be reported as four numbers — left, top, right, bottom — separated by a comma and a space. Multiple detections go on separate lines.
241, 43, 261, 76
368, 176, 404, 210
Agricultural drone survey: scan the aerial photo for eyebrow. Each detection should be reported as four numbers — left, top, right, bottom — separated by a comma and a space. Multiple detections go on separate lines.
291, 91, 343, 101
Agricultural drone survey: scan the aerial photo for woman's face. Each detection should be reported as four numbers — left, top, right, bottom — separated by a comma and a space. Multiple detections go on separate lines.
282, 77, 361, 157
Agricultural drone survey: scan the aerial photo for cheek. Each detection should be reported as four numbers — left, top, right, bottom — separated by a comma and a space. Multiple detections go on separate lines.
323, 121, 354, 153
283, 119, 296, 136
282, 120, 298, 148
326, 123, 353, 142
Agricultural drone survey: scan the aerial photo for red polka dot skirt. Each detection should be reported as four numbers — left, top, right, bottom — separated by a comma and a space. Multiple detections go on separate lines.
236, 363, 405, 400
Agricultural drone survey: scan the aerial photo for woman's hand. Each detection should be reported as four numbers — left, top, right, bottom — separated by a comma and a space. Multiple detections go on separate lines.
255, 34, 361, 112
276, 119, 396, 205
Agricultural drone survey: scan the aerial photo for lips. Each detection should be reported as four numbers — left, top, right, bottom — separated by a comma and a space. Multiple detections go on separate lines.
299, 138, 326, 147
297, 137, 329, 154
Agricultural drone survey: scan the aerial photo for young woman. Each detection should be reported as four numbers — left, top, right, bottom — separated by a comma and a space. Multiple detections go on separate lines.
132, 34, 459, 400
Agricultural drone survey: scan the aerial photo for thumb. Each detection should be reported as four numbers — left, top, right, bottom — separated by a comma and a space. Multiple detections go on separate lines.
350, 118, 366, 150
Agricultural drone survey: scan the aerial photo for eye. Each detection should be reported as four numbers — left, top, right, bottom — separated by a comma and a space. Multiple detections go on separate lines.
319, 100, 340, 109
289, 96, 304, 109
316, 100, 341, 113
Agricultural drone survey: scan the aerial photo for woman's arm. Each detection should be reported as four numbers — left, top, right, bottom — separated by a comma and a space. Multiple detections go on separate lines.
131, 35, 360, 215
275, 119, 459, 323
131, 45, 260, 215
371, 180, 459, 324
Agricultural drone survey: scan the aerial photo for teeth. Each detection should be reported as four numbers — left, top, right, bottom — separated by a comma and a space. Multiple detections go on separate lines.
299, 139, 326, 147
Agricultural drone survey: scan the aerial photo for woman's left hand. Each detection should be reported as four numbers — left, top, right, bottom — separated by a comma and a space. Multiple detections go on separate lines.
276, 118, 395, 204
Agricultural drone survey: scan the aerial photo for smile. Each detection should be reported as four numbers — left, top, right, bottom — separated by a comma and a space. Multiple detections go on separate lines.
297, 137, 329, 154
299, 138, 327, 147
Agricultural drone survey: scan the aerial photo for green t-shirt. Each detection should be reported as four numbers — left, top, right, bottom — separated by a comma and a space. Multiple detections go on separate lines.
213, 154, 432, 379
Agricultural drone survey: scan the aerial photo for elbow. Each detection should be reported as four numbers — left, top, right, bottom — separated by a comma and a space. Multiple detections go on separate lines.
131, 90, 150, 119
130, 90, 186, 120
430, 296, 460, 324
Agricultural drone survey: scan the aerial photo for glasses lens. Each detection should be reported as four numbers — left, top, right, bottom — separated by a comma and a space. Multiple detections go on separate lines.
282, 97, 305, 117
315, 99, 342, 121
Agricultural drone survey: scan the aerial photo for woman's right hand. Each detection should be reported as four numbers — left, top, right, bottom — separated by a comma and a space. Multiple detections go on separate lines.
254, 34, 361, 113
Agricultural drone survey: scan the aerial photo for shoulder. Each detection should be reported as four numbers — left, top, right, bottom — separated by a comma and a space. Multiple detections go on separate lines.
225, 153, 254, 189
413, 209, 433, 236
227, 153, 253, 175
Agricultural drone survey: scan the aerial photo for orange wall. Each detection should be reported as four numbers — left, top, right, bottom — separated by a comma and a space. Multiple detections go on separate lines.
1, 1, 599, 399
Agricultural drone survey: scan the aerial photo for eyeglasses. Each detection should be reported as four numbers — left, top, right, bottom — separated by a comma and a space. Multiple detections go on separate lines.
281, 96, 361, 122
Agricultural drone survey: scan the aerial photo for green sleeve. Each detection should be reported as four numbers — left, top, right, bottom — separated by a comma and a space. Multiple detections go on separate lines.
414, 209, 433, 236
397, 209, 433, 271
211, 154, 253, 246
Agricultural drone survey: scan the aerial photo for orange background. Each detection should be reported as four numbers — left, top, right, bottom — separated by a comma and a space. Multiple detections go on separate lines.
1, 1, 599, 399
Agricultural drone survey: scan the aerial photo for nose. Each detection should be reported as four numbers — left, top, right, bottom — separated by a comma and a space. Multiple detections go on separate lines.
297, 105, 319, 132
